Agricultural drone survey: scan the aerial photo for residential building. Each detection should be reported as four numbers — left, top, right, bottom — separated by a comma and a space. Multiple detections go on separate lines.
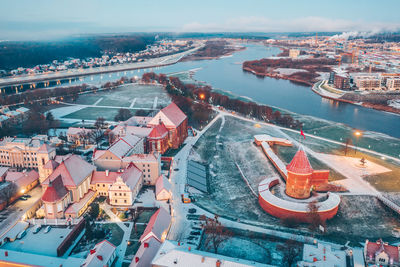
289, 49, 300, 58
298, 243, 354, 267
151, 240, 272, 267
155, 175, 172, 201
90, 170, 120, 197
386, 78, 400, 90
333, 73, 351, 90
41, 154, 96, 219
139, 207, 171, 243
66, 127, 92, 145
364, 239, 400, 266
92, 134, 145, 170
353, 74, 382, 90
5, 170, 39, 195
131, 237, 162, 267
0, 137, 56, 182
82, 240, 117, 267
108, 163, 143, 206
147, 122, 170, 154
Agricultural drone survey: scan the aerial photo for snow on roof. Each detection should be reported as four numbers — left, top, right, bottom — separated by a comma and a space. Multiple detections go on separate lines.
65, 190, 96, 215
155, 175, 171, 196
82, 239, 116, 267
16, 107, 30, 113
91, 170, 120, 184
149, 102, 186, 128
151, 240, 273, 267
148, 123, 168, 139
139, 207, 171, 243
0, 221, 29, 241
67, 127, 91, 136
0, 167, 9, 178
258, 178, 340, 213
0, 115, 9, 122
5, 170, 39, 188
286, 147, 313, 174
112, 125, 152, 138
37, 143, 55, 154
130, 236, 162, 267
366, 239, 399, 263
42, 175, 68, 203
0, 249, 83, 267
108, 134, 142, 159
299, 243, 346, 267
122, 153, 158, 163
43, 154, 95, 188
92, 150, 106, 161
121, 163, 143, 190
43, 159, 59, 170
260, 142, 287, 177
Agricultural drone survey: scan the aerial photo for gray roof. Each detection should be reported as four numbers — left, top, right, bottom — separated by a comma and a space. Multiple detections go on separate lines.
187, 161, 208, 193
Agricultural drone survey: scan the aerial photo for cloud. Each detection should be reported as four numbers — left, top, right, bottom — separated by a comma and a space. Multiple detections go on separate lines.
181, 16, 400, 33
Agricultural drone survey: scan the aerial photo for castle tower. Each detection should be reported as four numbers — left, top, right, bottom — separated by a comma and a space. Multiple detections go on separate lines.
37, 143, 56, 183
285, 148, 313, 199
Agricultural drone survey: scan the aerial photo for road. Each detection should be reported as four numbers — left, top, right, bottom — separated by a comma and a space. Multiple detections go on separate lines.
0, 45, 204, 87
0, 186, 42, 237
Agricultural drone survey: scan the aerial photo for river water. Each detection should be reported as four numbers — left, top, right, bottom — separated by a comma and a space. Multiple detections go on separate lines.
39, 43, 400, 138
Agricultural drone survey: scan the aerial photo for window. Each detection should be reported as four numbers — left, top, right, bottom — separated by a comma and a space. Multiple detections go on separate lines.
124, 193, 126, 196
124, 200, 127, 203
47, 204, 53, 214
148, 164, 150, 167
119, 193, 122, 196
119, 186, 121, 189
57, 202, 63, 212
41, 158, 45, 165
103, 184, 105, 187
97, 184, 100, 187
115, 193, 117, 196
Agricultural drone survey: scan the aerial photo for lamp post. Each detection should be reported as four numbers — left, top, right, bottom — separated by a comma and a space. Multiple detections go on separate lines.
354, 131, 362, 155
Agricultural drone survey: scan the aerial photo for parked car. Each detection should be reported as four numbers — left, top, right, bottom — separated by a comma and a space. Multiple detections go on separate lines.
188, 208, 197, 214
19, 196, 28, 201
23, 194, 31, 198
33, 225, 42, 234
16, 230, 27, 239
44, 226, 51, 233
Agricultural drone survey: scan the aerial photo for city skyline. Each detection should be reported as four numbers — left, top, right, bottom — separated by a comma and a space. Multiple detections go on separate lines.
1, 0, 400, 40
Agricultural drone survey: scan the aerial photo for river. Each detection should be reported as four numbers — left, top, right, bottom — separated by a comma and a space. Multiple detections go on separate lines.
16, 43, 400, 138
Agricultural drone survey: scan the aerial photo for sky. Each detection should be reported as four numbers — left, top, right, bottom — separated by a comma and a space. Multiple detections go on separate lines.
1, 0, 400, 40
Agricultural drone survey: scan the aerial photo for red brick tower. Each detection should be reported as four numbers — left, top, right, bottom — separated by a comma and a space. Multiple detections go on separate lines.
285, 148, 313, 199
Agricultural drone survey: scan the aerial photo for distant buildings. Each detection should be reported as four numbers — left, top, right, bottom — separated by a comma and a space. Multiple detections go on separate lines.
353, 74, 382, 91
289, 49, 300, 58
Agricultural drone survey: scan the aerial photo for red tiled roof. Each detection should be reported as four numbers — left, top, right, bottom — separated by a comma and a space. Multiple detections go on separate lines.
6, 170, 39, 188
91, 170, 120, 184
286, 148, 313, 174
42, 154, 95, 188
43, 159, 59, 170
366, 239, 399, 263
37, 143, 55, 154
139, 207, 171, 243
42, 175, 68, 202
148, 123, 168, 139
159, 103, 187, 127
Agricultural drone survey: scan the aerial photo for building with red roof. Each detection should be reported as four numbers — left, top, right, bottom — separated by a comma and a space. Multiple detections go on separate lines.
41, 154, 97, 219
147, 122, 169, 154
139, 207, 171, 243
286, 147, 329, 199
82, 239, 116, 267
90, 170, 120, 197
108, 163, 143, 206
5, 170, 39, 194
364, 239, 400, 266
148, 102, 188, 149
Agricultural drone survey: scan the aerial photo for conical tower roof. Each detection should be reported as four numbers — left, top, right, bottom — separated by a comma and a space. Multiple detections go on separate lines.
286, 147, 313, 174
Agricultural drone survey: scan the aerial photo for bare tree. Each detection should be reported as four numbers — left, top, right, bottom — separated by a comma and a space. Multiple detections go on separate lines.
199, 215, 233, 254
0, 182, 18, 206
277, 239, 302, 267
344, 138, 353, 156
89, 129, 104, 148
94, 117, 106, 129
307, 201, 325, 233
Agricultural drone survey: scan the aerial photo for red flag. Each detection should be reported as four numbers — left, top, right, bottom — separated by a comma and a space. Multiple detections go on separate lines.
300, 129, 306, 139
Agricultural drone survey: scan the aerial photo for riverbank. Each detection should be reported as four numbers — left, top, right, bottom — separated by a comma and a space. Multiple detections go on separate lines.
312, 81, 400, 115
181, 40, 245, 61
242, 66, 313, 86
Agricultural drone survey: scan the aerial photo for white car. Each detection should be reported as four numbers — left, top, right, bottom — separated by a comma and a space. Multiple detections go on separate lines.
44, 226, 51, 233
16, 230, 27, 239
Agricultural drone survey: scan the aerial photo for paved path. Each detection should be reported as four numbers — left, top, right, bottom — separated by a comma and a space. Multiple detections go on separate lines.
93, 97, 103, 106
115, 222, 133, 267
129, 98, 137, 108
153, 96, 158, 109
58, 101, 157, 110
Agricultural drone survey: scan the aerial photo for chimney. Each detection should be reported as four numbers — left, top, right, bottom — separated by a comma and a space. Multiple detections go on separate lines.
105, 170, 109, 177
188, 246, 191, 251
90, 249, 96, 255
144, 242, 149, 248
135, 257, 139, 263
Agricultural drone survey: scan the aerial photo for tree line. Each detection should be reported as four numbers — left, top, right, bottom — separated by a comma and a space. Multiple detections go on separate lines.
142, 72, 303, 129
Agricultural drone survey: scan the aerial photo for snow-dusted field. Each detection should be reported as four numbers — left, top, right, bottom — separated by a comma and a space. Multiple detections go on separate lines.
193, 115, 400, 243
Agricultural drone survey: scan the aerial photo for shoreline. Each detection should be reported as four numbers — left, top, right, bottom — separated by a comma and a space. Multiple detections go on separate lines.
242, 66, 312, 86
311, 81, 400, 115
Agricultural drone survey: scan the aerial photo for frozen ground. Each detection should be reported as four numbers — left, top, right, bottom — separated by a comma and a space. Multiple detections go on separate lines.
2, 226, 73, 257
193, 115, 400, 243
48, 84, 171, 123
275, 68, 307, 75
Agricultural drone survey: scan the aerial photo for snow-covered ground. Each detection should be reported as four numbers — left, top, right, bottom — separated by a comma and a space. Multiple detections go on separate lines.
274, 68, 306, 75
388, 99, 400, 109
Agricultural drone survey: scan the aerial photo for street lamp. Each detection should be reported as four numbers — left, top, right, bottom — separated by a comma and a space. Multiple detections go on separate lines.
354, 131, 362, 155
